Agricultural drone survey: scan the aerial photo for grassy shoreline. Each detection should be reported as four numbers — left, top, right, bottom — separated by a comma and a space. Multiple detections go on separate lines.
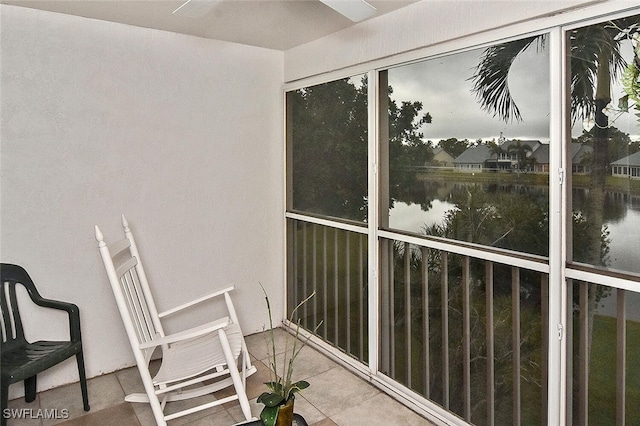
417, 169, 640, 193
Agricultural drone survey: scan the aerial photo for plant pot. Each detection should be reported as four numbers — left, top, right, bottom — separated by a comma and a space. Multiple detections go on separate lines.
275, 397, 295, 426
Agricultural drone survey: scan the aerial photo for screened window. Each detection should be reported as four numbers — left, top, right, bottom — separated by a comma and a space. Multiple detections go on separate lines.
286, 75, 370, 362
566, 15, 640, 425
381, 38, 551, 257
287, 75, 368, 222
568, 14, 640, 273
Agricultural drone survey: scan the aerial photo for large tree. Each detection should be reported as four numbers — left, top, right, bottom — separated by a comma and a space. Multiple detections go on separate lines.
290, 77, 431, 221
574, 125, 637, 166
506, 140, 534, 172
437, 137, 471, 158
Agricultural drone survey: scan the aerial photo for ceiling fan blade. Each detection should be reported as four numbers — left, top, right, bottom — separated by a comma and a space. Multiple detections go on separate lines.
319, 0, 377, 22
173, 0, 219, 18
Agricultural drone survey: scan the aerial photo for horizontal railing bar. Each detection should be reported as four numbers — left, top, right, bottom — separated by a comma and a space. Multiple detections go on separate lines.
286, 211, 368, 234
379, 230, 549, 273
566, 263, 640, 292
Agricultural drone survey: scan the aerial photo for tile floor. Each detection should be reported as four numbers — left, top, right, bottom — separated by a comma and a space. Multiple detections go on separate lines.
6, 329, 434, 426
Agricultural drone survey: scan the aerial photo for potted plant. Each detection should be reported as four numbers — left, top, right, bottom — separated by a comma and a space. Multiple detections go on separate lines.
257, 283, 319, 426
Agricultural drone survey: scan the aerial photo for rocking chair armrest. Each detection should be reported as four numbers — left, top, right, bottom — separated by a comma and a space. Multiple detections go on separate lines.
157, 285, 235, 318
138, 316, 231, 349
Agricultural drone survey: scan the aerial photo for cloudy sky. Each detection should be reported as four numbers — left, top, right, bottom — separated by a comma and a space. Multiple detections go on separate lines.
387, 38, 639, 144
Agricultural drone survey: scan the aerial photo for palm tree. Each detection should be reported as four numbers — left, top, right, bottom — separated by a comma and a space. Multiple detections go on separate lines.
487, 140, 504, 171
471, 16, 637, 267
506, 140, 533, 173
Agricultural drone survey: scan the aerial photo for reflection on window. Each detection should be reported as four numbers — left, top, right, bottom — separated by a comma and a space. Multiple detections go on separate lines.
569, 15, 640, 273
382, 37, 550, 257
287, 76, 368, 222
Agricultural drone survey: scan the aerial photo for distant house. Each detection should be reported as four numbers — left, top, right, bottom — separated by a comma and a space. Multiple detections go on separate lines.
431, 147, 455, 168
490, 140, 541, 171
611, 151, 640, 179
453, 144, 491, 172
571, 143, 592, 174
453, 140, 542, 173
500, 139, 541, 154
530, 144, 550, 173
530, 143, 592, 174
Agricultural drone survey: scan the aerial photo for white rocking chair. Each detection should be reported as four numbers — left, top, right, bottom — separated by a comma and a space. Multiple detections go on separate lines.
95, 215, 255, 425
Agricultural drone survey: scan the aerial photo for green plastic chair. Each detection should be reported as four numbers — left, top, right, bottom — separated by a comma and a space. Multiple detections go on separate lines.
1, 264, 90, 425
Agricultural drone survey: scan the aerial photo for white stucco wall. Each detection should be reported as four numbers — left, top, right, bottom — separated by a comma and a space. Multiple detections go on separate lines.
1, 5, 284, 398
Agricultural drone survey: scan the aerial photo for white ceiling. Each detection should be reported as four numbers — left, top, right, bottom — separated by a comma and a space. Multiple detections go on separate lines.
1, 0, 418, 50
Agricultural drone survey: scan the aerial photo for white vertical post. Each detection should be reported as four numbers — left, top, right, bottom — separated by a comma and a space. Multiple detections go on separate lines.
547, 26, 567, 426
367, 69, 379, 376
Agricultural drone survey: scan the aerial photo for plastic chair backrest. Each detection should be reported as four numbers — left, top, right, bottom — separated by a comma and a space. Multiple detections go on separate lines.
0, 264, 34, 352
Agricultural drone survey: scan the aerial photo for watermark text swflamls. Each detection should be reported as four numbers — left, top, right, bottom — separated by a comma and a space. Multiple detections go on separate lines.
2, 408, 69, 420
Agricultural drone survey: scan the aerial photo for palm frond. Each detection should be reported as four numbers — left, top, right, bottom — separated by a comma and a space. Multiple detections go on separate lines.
569, 20, 629, 122
471, 19, 635, 124
470, 36, 544, 123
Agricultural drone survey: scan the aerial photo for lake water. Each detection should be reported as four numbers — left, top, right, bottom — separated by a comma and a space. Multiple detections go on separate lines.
389, 199, 454, 233
389, 195, 640, 275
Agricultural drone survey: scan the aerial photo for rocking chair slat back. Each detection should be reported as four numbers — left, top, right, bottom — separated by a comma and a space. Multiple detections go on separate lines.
120, 263, 157, 350
97, 230, 164, 361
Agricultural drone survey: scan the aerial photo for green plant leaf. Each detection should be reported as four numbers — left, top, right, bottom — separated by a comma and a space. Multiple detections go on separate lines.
257, 392, 285, 408
260, 405, 279, 426
618, 94, 629, 111
290, 380, 310, 393
264, 381, 284, 394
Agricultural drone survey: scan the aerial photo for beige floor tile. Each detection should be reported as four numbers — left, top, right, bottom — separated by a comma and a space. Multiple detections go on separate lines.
300, 367, 379, 418
311, 418, 338, 426
227, 402, 259, 423
330, 393, 433, 426
39, 373, 122, 425
114, 365, 145, 395
129, 401, 156, 426
5, 395, 43, 426
125, 394, 226, 426
245, 329, 296, 361
179, 409, 238, 426
291, 395, 325, 425
56, 402, 140, 426
288, 345, 337, 383
164, 393, 226, 426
